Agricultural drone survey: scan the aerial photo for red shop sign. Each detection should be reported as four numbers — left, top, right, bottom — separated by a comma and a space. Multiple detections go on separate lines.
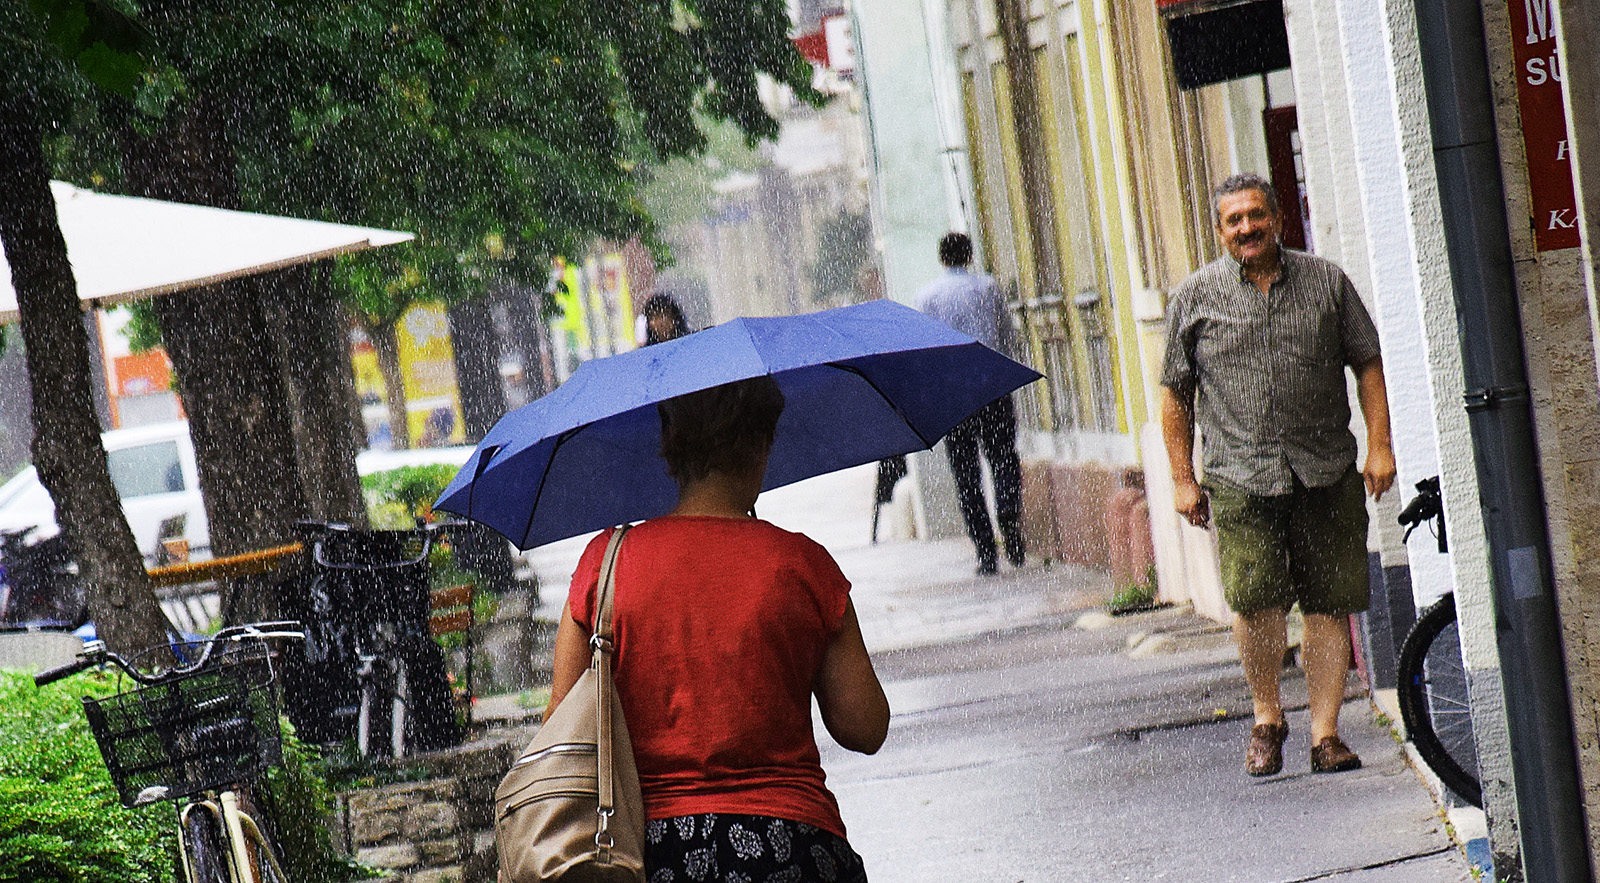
1509, 0, 1580, 251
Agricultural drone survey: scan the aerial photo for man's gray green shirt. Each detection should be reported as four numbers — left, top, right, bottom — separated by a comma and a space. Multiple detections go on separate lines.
1160, 248, 1381, 497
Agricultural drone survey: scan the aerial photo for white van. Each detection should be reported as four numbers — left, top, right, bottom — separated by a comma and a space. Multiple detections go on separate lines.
0, 421, 471, 564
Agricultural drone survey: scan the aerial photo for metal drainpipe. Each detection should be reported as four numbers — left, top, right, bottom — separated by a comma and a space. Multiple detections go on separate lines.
1411, 0, 1593, 880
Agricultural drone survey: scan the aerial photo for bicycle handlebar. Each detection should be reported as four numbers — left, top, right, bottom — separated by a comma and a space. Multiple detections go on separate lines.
297, 519, 458, 571
34, 652, 100, 687
33, 620, 306, 688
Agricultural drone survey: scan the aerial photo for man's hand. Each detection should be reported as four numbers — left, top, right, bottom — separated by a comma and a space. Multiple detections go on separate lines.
1363, 444, 1397, 501
1174, 479, 1211, 528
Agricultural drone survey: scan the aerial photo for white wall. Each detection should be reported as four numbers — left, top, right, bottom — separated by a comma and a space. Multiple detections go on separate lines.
1332, 0, 1453, 603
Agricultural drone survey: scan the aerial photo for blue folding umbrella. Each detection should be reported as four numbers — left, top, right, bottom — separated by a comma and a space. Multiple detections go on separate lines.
433, 299, 1041, 549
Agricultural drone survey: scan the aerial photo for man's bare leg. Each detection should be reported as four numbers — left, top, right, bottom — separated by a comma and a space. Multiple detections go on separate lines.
1303, 613, 1353, 743
1235, 607, 1289, 726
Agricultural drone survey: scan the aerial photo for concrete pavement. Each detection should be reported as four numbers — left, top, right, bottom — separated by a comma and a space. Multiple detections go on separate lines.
516, 464, 1476, 882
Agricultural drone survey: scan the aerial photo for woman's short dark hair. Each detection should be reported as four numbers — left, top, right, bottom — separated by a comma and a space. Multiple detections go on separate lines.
642, 293, 690, 345
658, 376, 786, 484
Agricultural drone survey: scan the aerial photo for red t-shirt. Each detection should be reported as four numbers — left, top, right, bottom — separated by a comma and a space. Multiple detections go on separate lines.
567, 516, 852, 837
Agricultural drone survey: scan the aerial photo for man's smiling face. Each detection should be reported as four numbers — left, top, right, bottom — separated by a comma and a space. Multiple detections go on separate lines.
1216, 188, 1283, 267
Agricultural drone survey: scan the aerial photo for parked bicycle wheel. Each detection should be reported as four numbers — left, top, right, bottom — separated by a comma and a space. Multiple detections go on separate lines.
1397, 594, 1482, 807
181, 808, 231, 883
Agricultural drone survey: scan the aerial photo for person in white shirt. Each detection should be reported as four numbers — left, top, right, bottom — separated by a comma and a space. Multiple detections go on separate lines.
914, 232, 1026, 576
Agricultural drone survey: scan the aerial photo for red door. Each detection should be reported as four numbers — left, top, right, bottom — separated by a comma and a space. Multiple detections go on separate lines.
1263, 106, 1310, 251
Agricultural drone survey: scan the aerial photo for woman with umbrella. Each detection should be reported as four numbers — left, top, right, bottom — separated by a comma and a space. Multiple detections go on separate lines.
544, 375, 889, 883
438, 300, 1039, 878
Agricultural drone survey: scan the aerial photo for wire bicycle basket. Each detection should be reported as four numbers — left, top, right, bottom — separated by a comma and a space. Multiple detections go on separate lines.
83, 642, 283, 808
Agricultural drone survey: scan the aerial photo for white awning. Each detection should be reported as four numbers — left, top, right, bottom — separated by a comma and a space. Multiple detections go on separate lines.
0, 181, 414, 323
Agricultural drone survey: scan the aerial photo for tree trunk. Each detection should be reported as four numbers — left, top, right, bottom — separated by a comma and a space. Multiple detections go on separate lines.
0, 89, 171, 655
499, 285, 551, 402
369, 320, 411, 450
263, 263, 368, 526
446, 294, 506, 443
120, 95, 309, 622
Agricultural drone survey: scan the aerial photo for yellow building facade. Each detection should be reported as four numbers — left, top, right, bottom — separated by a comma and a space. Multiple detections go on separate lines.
943, 0, 1290, 616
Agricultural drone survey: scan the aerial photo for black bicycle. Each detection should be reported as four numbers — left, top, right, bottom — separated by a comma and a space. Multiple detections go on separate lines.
1395, 476, 1482, 807
35, 621, 306, 883
287, 521, 461, 758
0, 525, 87, 628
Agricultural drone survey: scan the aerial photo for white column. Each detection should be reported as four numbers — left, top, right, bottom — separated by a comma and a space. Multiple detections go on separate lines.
1335, 0, 1452, 601
1378, 0, 1515, 851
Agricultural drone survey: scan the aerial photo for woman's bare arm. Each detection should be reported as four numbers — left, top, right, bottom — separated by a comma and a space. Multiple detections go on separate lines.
814, 600, 889, 754
543, 601, 591, 722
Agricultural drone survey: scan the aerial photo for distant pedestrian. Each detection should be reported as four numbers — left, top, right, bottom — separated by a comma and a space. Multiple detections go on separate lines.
1159, 173, 1395, 778
915, 232, 1026, 576
641, 292, 691, 345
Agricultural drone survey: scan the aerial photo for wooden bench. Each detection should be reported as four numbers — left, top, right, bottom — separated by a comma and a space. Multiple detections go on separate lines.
146, 542, 304, 588
430, 583, 476, 723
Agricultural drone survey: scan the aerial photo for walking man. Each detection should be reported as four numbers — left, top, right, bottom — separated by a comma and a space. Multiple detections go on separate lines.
1159, 174, 1395, 776
916, 232, 1027, 576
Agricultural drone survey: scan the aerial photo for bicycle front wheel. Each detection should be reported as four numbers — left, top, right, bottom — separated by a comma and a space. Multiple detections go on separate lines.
1397, 594, 1483, 807
180, 806, 231, 883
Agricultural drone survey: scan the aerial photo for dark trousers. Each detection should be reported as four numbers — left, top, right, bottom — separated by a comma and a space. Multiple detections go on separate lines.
944, 395, 1025, 569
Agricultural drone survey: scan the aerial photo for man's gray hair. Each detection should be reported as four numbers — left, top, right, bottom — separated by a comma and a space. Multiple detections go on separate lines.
1212, 173, 1280, 224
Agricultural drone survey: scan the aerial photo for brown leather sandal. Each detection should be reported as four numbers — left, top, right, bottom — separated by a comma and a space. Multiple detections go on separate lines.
1246, 721, 1289, 777
1311, 736, 1363, 773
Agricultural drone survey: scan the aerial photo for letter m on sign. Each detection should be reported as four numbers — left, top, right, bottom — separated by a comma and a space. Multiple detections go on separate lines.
1525, 0, 1553, 43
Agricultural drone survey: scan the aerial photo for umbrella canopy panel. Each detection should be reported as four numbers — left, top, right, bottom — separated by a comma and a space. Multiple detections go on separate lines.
436, 300, 1041, 549
0, 182, 413, 323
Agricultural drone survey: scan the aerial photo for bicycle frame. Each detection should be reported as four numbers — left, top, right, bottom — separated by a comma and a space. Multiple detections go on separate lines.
354, 621, 410, 758
295, 520, 460, 759
179, 790, 288, 883
35, 622, 307, 883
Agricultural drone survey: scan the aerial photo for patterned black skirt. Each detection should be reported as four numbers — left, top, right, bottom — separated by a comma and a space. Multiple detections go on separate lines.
644, 813, 868, 883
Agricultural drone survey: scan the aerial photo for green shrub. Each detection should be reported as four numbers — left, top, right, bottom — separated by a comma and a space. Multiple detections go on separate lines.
362, 464, 460, 528
0, 668, 175, 883
260, 726, 371, 883
4, 669, 368, 883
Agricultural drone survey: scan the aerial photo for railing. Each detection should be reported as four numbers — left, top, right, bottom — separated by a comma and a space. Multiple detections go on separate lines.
147, 544, 303, 635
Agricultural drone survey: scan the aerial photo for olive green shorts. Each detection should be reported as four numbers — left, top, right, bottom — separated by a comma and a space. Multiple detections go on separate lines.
1206, 467, 1371, 616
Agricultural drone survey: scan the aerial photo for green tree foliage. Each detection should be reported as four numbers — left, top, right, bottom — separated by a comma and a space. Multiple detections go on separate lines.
21, 0, 150, 96
89, 0, 822, 444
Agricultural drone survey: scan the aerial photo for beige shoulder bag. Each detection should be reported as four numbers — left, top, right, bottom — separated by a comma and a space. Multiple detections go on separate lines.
495, 526, 645, 882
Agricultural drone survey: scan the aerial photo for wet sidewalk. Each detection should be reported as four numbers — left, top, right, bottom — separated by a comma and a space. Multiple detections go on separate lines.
521, 463, 1105, 652
515, 464, 1476, 882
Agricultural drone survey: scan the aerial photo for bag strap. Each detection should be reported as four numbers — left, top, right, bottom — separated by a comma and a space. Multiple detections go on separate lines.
592, 524, 630, 859
594, 525, 629, 647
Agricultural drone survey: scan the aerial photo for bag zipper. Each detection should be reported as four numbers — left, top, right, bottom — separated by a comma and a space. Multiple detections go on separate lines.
500, 788, 601, 816
513, 742, 598, 767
